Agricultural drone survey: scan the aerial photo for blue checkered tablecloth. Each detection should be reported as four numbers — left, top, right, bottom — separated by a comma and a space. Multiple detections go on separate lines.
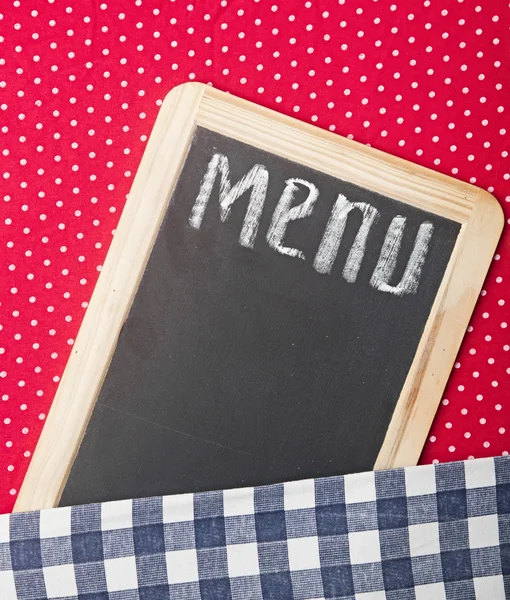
1, 456, 509, 599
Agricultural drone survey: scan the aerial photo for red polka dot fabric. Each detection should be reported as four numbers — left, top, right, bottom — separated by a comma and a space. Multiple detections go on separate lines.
0, 0, 508, 514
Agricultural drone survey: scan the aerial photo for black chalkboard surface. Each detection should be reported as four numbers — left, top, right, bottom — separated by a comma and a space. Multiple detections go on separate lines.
16, 84, 502, 513
60, 126, 460, 506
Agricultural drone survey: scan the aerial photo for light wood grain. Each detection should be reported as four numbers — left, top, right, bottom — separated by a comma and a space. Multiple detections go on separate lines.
375, 188, 503, 468
14, 82, 504, 512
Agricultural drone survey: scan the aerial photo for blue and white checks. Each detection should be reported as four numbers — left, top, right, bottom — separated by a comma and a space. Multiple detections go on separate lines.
1, 456, 509, 599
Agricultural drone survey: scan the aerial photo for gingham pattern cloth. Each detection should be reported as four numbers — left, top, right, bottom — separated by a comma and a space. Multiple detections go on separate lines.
1, 457, 509, 600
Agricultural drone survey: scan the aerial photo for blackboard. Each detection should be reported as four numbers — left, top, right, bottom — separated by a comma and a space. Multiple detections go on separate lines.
16, 84, 503, 511
59, 126, 459, 505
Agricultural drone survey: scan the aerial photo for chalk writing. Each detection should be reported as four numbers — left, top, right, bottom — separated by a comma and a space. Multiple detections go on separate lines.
371, 218, 434, 296
189, 152, 268, 248
314, 194, 380, 282
267, 178, 319, 259
189, 151, 434, 296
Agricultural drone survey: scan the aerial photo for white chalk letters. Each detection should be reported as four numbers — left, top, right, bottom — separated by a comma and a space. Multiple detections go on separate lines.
314, 194, 380, 283
267, 178, 319, 260
189, 152, 268, 248
370, 218, 434, 296
189, 152, 433, 296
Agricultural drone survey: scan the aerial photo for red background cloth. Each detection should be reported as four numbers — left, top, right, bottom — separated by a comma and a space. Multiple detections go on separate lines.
0, 0, 509, 514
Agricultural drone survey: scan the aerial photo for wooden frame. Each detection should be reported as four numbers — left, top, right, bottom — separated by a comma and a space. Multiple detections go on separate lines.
14, 82, 503, 512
